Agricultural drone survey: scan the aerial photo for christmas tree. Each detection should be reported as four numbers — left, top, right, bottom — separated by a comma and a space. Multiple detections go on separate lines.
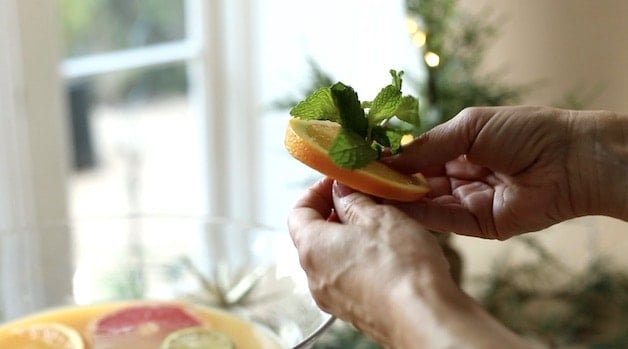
405, 0, 525, 131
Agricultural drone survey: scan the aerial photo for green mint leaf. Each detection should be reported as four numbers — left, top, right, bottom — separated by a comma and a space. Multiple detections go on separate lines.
329, 129, 379, 169
289, 69, 422, 170
370, 126, 391, 148
290, 87, 339, 122
371, 126, 405, 154
368, 84, 402, 123
395, 95, 421, 129
330, 82, 368, 138
385, 129, 405, 154
390, 69, 403, 89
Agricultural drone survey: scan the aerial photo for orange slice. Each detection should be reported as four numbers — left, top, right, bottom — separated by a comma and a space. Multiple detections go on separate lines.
0, 322, 85, 349
285, 118, 429, 201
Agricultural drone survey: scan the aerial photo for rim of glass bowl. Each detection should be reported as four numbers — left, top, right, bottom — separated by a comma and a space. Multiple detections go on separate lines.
0, 214, 336, 348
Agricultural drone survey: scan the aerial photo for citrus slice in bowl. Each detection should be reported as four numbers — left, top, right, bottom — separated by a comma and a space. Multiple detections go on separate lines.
89, 303, 203, 349
0, 322, 85, 349
160, 327, 234, 349
91, 303, 202, 336
285, 118, 429, 201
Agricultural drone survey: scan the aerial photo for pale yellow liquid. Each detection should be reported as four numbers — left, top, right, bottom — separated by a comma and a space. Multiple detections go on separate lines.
0, 301, 283, 349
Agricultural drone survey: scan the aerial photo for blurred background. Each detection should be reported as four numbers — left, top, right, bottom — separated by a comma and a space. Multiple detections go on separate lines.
1, 0, 627, 347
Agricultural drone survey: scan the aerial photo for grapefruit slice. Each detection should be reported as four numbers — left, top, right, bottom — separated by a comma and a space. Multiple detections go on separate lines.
0, 322, 84, 349
89, 303, 203, 349
285, 118, 429, 201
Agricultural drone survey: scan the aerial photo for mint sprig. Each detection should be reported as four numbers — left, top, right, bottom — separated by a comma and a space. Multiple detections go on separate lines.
289, 69, 420, 169
289, 87, 340, 122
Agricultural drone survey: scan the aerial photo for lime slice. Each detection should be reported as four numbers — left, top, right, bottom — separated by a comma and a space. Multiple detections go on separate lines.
161, 327, 234, 349
3, 322, 84, 349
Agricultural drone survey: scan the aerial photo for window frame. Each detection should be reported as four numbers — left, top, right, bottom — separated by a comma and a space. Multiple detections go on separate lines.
58, 0, 260, 222
0, 0, 72, 319
0, 0, 260, 319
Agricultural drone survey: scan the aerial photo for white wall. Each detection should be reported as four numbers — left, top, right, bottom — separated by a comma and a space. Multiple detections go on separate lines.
459, 0, 628, 112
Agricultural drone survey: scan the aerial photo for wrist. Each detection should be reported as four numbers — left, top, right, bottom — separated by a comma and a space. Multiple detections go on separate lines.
387, 268, 462, 348
388, 268, 530, 349
567, 110, 628, 220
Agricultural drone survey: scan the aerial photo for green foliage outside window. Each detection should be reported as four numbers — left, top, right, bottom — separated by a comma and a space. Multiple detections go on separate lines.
60, 0, 188, 103
61, 0, 185, 57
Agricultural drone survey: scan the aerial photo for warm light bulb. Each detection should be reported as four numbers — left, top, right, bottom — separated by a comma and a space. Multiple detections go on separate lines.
401, 134, 414, 145
411, 31, 427, 47
405, 17, 419, 34
424, 51, 440, 67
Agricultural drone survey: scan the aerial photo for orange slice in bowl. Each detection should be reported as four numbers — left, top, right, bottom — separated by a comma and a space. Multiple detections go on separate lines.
285, 118, 429, 202
0, 322, 85, 349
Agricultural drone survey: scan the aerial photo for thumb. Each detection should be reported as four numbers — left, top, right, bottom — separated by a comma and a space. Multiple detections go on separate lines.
332, 181, 379, 224
383, 108, 488, 174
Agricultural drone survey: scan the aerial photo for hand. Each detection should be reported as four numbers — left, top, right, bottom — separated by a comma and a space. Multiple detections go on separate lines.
385, 106, 628, 240
288, 177, 450, 347
287, 177, 530, 348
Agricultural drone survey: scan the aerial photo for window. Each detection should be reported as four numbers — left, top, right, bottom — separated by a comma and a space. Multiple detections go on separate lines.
60, 0, 421, 228
1, 0, 418, 319
61, 0, 207, 218
1, 0, 263, 319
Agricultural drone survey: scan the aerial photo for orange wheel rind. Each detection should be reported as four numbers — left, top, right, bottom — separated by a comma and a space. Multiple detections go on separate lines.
285, 118, 429, 202
2, 322, 85, 349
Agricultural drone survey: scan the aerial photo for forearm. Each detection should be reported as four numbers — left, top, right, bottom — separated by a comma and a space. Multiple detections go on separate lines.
567, 110, 628, 220
388, 272, 531, 349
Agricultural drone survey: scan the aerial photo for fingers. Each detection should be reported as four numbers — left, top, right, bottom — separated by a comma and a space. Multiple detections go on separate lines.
288, 177, 335, 242
392, 194, 507, 240
383, 107, 493, 174
331, 181, 381, 224
392, 200, 482, 237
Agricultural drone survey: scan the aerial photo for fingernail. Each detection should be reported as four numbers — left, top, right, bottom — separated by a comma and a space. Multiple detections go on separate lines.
332, 181, 355, 198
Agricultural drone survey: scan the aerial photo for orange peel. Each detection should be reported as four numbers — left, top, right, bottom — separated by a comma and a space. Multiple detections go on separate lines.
285, 118, 429, 202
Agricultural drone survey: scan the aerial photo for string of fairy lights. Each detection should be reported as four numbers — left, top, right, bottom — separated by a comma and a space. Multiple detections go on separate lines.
405, 17, 440, 68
